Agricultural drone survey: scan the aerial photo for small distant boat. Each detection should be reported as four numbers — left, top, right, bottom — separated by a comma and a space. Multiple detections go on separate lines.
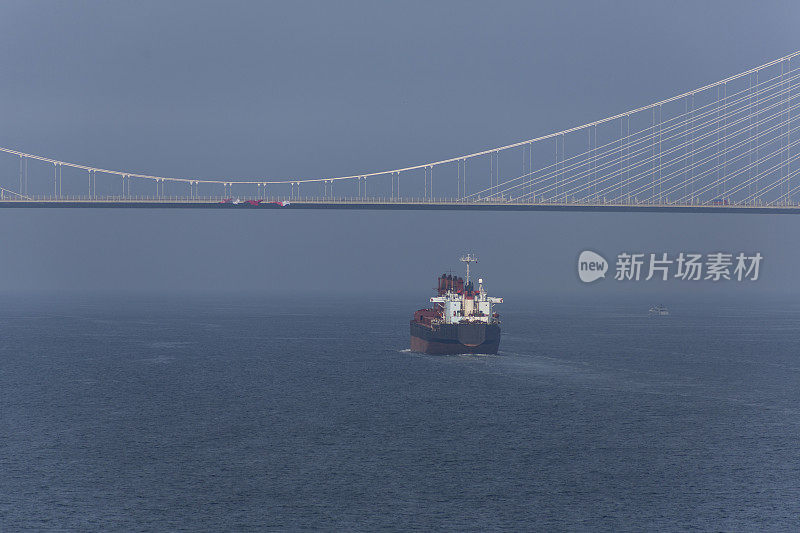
649, 304, 669, 316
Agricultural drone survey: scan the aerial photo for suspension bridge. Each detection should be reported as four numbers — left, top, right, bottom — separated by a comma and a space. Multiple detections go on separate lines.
3, 51, 800, 213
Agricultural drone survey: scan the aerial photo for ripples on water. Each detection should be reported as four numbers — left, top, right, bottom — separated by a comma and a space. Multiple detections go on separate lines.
1, 295, 799, 530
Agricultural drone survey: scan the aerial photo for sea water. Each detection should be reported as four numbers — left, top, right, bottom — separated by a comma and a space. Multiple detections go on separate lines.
1, 294, 799, 530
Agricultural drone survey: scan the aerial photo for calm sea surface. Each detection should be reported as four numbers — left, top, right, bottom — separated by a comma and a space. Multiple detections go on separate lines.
1, 294, 799, 531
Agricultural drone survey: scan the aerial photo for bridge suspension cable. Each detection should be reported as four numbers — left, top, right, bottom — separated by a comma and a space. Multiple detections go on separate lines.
2, 50, 800, 208
474, 66, 800, 200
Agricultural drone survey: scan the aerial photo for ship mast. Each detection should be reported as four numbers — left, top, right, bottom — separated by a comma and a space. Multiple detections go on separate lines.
460, 253, 478, 284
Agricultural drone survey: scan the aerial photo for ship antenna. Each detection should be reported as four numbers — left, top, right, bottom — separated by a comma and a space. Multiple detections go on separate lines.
460, 253, 478, 284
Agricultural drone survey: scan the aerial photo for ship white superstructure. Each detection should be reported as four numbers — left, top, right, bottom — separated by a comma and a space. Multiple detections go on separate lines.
429, 262, 502, 325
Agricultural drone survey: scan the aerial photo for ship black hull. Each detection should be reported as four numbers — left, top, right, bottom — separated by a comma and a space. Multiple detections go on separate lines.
410, 321, 501, 355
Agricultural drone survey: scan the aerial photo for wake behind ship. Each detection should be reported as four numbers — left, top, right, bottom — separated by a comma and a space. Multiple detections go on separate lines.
410, 255, 503, 355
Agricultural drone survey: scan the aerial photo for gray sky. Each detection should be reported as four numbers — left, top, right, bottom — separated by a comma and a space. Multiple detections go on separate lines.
0, 1, 798, 297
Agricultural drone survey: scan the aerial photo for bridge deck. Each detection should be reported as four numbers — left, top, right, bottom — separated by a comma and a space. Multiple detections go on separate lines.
0, 199, 798, 214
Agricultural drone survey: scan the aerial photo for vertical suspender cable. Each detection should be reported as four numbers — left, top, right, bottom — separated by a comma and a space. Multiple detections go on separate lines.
659, 105, 663, 203
789, 59, 793, 202
723, 82, 727, 200
690, 93, 694, 204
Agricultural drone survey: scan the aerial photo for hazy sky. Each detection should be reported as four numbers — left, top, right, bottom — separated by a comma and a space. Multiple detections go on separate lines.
0, 1, 799, 297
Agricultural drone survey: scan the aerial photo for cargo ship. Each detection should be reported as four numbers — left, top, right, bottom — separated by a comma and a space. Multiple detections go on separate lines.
410, 255, 503, 355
